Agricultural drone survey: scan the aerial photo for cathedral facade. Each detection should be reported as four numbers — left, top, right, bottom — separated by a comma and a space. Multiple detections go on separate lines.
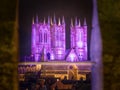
31, 15, 87, 62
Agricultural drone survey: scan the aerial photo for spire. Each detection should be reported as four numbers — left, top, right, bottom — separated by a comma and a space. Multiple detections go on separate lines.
48, 16, 50, 24
50, 17, 53, 25
58, 18, 61, 26
78, 19, 81, 27
53, 13, 56, 24
84, 18, 87, 26
75, 17, 77, 26
36, 14, 38, 24
43, 17, 46, 24
71, 18, 73, 27
32, 17, 34, 24
62, 16, 65, 25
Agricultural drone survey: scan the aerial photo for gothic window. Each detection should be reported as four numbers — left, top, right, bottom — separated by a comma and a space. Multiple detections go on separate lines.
80, 31, 84, 41
39, 33, 40, 42
44, 33, 47, 43
44, 33, 46, 43
46, 33, 47, 43
39, 33, 42, 42
41, 33, 42, 42
79, 32, 82, 41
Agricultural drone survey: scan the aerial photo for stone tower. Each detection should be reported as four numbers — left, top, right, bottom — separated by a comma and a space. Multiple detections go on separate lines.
70, 18, 87, 61
31, 15, 66, 61
51, 15, 66, 60
31, 15, 51, 61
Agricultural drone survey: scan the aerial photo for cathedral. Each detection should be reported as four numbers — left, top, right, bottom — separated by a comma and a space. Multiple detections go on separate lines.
31, 15, 87, 62
20, 0, 103, 89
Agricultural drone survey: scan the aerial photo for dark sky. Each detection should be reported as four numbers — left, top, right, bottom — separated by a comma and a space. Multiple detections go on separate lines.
19, 0, 93, 60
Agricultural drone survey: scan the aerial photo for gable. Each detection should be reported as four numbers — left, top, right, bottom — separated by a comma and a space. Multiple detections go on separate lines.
66, 48, 79, 62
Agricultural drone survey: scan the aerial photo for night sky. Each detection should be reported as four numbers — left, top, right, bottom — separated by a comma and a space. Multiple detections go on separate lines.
19, 0, 93, 61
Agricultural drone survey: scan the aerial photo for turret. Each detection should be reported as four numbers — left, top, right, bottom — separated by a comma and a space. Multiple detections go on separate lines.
32, 16, 36, 47
83, 18, 87, 35
83, 18, 87, 26
62, 16, 65, 25
43, 17, 46, 25
48, 16, 50, 25
75, 17, 77, 26
71, 18, 73, 27
36, 14, 38, 24
32, 17, 34, 24
50, 17, 53, 25
78, 19, 81, 27
53, 13, 56, 24
31, 16, 37, 60
58, 18, 61, 26
70, 18, 75, 49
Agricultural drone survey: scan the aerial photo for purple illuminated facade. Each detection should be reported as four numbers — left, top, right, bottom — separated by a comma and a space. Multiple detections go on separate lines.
69, 18, 87, 61
21, 0, 103, 90
31, 15, 87, 62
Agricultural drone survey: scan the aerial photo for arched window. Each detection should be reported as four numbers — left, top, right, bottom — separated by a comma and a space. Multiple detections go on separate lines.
46, 33, 47, 43
41, 33, 42, 42
44, 33, 45, 43
44, 33, 47, 43
39, 32, 42, 43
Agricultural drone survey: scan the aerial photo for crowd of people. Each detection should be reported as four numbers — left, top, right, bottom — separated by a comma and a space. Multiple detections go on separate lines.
19, 77, 91, 90
19, 76, 61, 90
18, 65, 91, 90
18, 65, 40, 74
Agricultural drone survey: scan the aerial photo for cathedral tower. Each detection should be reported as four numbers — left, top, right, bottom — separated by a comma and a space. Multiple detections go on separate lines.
51, 15, 66, 60
70, 17, 87, 61
31, 15, 51, 61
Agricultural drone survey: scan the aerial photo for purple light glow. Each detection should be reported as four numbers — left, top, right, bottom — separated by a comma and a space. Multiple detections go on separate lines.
35, 54, 39, 62
57, 50, 62, 54
70, 54, 75, 62
77, 41, 83, 48
31, 16, 87, 62
51, 54, 55, 60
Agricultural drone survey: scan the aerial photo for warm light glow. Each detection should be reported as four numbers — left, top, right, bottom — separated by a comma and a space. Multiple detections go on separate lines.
36, 64, 41, 70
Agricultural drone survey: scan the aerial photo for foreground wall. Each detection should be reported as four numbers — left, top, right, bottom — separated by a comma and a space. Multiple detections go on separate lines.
90, 0, 103, 90
0, 0, 18, 90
